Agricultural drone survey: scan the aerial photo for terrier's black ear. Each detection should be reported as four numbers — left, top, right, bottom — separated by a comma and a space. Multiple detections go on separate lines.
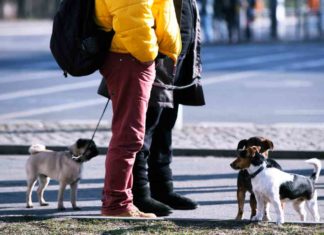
262, 139, 274, 151
237, 139, 248, 150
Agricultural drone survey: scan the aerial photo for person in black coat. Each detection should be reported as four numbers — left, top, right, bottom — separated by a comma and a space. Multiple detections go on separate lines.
132, 0, 205, 216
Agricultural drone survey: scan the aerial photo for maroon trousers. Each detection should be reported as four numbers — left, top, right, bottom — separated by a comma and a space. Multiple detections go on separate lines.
100, 52, 155, 215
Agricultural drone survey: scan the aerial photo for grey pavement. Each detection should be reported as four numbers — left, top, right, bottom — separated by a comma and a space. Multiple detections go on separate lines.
1, 121, 324, 222
1, 155, 324, 223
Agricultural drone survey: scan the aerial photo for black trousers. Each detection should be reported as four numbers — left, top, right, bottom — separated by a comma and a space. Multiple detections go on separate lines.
133, 104, 179, 187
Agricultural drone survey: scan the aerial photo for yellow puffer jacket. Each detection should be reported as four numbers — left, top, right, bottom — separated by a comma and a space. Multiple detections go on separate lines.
95, 0, 181, 62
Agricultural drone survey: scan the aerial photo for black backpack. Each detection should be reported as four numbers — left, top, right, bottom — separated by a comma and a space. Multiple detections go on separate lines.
50, 0, 114, 77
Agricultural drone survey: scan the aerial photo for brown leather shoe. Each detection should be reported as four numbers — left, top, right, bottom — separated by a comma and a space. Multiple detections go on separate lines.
101, 207, 156, 218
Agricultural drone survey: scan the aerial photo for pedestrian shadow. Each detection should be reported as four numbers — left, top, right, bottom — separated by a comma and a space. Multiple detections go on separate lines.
0, 180, 26, 187
175, 187, 236, 195
0, 206, 101, 216
197, 200, 238, 206
0, 178, 104, 188
285, 169, 321, 176
173, 168, 320, 182
0, 178, 105, 205
0, 185, 237, 206
179, 185, 235, 190
173, 173, 237, 181
0, 187, 103, 204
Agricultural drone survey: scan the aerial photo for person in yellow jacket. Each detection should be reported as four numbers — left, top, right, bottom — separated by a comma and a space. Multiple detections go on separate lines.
95, 0, 181, 218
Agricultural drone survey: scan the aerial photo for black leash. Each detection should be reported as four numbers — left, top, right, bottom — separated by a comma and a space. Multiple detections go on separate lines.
90, 98, 110, 141
72, 98, 110, 162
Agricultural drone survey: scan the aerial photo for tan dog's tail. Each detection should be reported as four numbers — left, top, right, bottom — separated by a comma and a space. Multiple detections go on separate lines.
28, 144, 47, 154
305, 158, 322, 182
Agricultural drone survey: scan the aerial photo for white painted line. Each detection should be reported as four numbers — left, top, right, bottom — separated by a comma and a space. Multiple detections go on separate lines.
203, 52, 298, 70
244, 80, 313, 88
0, 80, 99, 101
202, 71, 261, 85
0, 71, 61, 84
0, 183, 103, 193
276, 58, 324, 70
0, 98, 106, 120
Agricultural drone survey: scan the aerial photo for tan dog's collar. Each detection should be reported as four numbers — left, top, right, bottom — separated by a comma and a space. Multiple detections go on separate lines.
67, 150, 83, 163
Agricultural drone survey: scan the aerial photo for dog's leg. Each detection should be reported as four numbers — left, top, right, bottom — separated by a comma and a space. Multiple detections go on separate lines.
263, 202, 271, 221
272, 195, 284, 225
37, 175, 50, 206
251, 192, 264, 221
236, 188, 246, 220
57, 181, 67, 210
250, 193, 257, 219
70, 181, 81, 210
26, 177, 37, 208
293, 200, 306, 221
306, 190, 320, 222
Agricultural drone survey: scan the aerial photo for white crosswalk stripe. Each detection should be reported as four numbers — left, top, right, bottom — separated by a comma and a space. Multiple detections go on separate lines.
0, 98, 106, 120
0, 80, 99, 101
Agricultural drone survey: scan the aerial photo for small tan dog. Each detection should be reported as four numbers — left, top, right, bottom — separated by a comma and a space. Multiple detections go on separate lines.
25, 139, 99, 210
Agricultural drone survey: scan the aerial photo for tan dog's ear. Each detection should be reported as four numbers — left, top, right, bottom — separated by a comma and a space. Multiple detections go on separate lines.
262, 139, 274, 151
237, 139, 248, 150
247, 146, 261, 157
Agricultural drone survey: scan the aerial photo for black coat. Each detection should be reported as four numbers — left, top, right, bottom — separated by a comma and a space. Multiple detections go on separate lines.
173, 0, 205, 106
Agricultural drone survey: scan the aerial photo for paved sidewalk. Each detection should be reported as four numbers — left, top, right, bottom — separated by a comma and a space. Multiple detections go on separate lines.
1, 155, 324, 223
1, 121, 324, 222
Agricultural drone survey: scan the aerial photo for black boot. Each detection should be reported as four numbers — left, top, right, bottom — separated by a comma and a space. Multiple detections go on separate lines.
132, 128, 172, 217
133, 184, 172, 216
150, 181, 198, 210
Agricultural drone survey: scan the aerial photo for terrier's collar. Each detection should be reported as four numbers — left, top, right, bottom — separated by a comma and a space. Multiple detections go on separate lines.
249, 166, 264, 179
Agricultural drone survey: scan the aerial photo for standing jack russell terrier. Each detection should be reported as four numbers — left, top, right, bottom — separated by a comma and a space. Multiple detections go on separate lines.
230, 146, 321, 225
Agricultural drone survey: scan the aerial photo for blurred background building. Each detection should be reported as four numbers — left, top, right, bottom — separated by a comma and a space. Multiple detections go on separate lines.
0, 0, 60, 19
198, 0, 324, 42
0, 0, 323, 43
